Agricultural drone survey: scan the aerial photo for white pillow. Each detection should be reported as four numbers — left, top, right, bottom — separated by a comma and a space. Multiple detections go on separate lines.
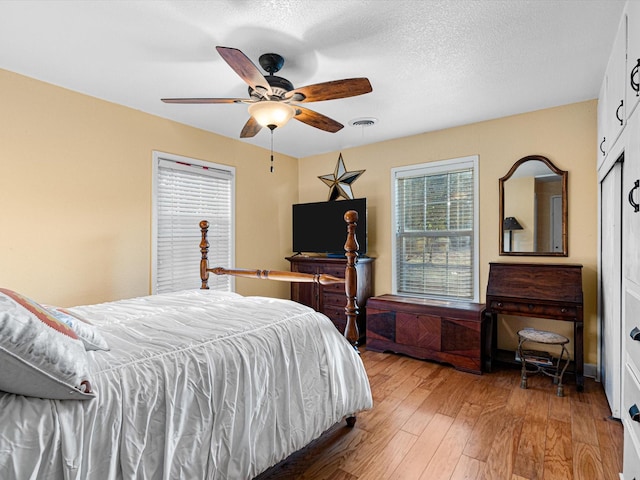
45, 307, 110, 351
0, 288, 95, 400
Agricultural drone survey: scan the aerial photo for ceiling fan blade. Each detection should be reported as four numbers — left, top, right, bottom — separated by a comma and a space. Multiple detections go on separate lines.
293, 106, 344, 133
216, 46, 273, 98
284, 78, 372, 103
240, 116, 263, 138
161, 97, 248, 104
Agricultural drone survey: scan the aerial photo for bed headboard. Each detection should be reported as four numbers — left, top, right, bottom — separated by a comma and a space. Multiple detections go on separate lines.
199, 210, 361, 348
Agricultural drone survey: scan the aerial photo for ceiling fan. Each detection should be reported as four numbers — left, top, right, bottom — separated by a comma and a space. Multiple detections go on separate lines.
161, 46, 373, 138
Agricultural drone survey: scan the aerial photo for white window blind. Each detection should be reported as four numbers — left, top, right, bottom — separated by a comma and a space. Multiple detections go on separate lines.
153, 154, 234, 294
392, 156, 479, 301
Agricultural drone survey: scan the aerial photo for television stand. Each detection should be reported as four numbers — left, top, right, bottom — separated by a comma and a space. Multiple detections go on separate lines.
286, 255, 375, 343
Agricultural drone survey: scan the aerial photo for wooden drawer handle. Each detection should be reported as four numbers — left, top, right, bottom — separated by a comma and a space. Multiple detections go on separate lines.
631, 327, 640, 341
630, 404, 640, 423
561, 307, 568, 313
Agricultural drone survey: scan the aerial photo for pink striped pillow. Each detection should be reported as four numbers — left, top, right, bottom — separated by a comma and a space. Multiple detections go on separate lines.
0, 288, 94, 400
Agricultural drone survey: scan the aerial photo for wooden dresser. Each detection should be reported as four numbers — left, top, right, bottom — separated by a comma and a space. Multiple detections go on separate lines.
286, 256, 374, 343
485, 262, 584, 390
366, 295, 488, 374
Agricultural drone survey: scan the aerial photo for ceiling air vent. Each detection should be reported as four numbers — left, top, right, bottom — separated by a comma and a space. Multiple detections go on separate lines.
349, 117, 377, 127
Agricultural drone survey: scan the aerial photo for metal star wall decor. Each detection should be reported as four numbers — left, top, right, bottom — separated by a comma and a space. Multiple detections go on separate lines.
318, 153, 365, 201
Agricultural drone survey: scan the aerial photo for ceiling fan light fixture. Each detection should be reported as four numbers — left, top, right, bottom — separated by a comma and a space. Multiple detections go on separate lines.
248, 101, 295, 129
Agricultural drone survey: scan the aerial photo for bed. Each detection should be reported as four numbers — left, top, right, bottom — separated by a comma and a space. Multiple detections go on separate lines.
0, 211, 372, 479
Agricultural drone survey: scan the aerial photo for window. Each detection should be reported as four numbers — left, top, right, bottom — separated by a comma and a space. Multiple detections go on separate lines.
391, 155, 479, 301
152, 152, 235, 294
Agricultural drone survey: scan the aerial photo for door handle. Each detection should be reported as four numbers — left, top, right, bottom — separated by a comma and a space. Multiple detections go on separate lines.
599, 137, 606, 156
629, 180, 640, 213
630, 404, 640, 422
616, 99, 624, 125
632, 58, 640, 97
631, 326, 640, 341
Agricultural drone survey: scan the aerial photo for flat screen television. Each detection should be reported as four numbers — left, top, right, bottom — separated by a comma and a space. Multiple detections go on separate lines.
292, 198, 367, 255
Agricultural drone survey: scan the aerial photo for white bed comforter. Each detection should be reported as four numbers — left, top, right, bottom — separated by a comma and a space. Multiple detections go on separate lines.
0, 289, 372, 479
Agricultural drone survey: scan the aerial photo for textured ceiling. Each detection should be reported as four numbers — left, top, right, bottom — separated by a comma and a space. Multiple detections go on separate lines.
0, 0, 626, 158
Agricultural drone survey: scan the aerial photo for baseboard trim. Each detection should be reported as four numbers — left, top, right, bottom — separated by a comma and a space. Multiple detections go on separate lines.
584, 362, 597, 379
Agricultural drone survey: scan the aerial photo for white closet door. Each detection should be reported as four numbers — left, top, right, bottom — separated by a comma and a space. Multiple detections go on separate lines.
601, 161, 623, 418
624, 112, 640, 287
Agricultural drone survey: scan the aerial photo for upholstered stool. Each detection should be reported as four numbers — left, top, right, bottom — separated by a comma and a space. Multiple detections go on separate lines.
517, 328, 571, 397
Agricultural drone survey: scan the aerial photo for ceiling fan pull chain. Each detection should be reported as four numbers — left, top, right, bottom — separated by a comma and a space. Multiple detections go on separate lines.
270, 129, 274, 173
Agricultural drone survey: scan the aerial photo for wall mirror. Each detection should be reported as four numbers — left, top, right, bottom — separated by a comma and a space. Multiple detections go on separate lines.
499, 155, 567, 256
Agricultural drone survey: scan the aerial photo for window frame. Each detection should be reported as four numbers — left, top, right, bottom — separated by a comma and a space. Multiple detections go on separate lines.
391, 155, 480, 302
151, 151, 236, 294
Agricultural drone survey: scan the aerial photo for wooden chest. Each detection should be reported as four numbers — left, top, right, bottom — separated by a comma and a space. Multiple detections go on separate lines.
366, 295, 487, 374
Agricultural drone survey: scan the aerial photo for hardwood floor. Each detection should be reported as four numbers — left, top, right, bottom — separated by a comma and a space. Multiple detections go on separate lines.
256, 349, 623, 480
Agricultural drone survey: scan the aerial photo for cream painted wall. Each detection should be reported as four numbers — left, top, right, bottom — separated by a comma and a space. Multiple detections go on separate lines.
0, 69, 298, 307
298, 100, 598, 364
0, 68, 599, 364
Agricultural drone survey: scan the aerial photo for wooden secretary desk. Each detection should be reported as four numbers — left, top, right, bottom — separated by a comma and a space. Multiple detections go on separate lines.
485, 262, 584, 391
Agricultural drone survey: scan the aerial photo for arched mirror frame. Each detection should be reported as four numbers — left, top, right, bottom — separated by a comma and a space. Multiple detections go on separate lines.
499, 155, 568, 256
